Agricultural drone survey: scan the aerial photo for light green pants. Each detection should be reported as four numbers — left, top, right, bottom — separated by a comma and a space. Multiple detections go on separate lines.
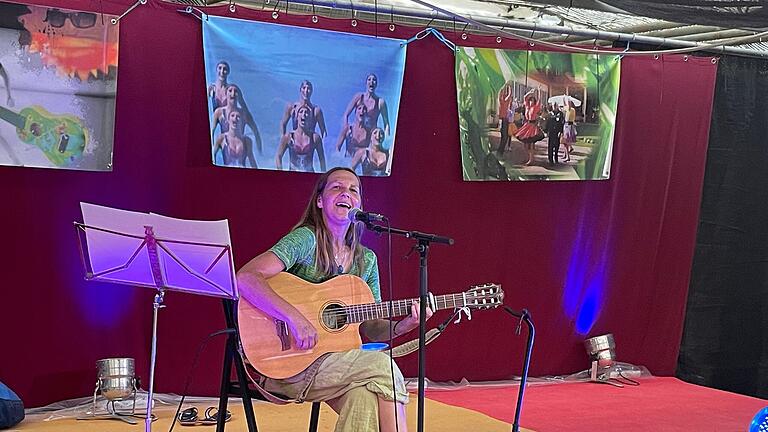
264, 350, 409, 432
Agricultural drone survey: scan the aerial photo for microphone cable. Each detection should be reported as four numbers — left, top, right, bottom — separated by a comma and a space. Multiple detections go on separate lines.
382, 215, 401, 432
167, 327, 236, 432
380, 216, 462, 429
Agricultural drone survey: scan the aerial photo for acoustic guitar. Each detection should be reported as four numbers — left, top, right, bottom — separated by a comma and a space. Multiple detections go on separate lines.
237, 272, 504, 379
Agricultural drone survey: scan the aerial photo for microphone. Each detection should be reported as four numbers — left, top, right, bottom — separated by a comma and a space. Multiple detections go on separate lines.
347, 208, 386, 223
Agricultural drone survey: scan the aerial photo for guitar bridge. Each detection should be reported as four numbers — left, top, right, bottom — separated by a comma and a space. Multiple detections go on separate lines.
274, 319, 290, 351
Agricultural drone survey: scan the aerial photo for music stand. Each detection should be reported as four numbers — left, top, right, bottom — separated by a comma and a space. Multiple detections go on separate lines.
74, 202, 238, 432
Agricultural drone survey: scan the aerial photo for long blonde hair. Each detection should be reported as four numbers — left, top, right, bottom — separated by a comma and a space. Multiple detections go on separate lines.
295, 167, 366, 277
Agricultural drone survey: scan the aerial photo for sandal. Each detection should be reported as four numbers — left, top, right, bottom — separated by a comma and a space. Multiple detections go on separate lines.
201, 406, 232, 425
178, 407, 199, 426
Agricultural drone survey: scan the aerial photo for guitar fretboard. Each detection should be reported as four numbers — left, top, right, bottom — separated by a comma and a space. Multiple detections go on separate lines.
342, 293, 469, 324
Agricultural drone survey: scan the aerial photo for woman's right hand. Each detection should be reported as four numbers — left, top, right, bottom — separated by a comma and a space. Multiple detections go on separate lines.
287, 313, 318, 350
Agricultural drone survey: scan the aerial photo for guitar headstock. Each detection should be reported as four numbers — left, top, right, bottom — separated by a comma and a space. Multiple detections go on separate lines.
464, 283, 504, 309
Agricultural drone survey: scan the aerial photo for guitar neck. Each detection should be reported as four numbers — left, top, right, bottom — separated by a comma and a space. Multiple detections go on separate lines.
0, 105, 26, 129
343, 293, 467, 324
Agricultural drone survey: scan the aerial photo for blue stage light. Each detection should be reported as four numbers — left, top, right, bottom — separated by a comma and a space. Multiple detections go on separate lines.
562, 214, 613, 336
751, 407, 768, 432
575, 290, 599, 335
564, 259, 607, 336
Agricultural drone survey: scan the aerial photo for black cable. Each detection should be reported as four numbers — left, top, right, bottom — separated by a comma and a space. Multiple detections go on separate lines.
524, 48, 530, 89
595, 51, 601, 125
167, 328, 236, 432
437, 308, 462, 332
401, 310, 460, 387
396, 289, 464, 386
383, 216, 400, 432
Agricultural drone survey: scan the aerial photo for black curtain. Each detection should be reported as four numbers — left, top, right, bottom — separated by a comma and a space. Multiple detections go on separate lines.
677, 55, 768, 398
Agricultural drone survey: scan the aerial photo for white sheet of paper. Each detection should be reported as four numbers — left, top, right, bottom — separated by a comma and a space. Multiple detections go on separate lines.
79, 202, 237, 299
150, 212, 237, 299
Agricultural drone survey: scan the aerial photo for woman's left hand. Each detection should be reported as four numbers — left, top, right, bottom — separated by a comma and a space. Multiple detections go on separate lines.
397, 300, 434, 335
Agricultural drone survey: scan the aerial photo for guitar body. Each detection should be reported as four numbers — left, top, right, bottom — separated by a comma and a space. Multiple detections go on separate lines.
15, 106, 87, 166
237, 272, 504, 380
237, 273, 375, 379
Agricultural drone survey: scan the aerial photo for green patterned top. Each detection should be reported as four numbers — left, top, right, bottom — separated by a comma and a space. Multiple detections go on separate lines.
269, 226, 381, 302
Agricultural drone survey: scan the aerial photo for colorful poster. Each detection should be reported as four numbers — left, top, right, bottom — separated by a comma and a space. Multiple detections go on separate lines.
203, 16, 406, 176
0, 2, 118, 171
456, 48, 620, 181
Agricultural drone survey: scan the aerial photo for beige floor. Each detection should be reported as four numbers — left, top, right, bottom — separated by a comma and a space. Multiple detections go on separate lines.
16, 398, 530, 432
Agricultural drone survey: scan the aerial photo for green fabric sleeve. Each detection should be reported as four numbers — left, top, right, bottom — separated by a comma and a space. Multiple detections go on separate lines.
269, 226, 316, 270
269, 226, 381, 301
362, 249, 381, 302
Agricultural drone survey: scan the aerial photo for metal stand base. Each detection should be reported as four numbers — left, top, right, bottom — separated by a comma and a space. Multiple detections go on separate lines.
588, 361, 625, 388
77, 412, 157, 425
502, 307, 535, 432
78, 413, 137, 425
76, 402, 157, 425
78, 382, 141, 424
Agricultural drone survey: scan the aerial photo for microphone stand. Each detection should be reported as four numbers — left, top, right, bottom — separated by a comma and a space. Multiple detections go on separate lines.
363, 220, 453, 432
502, 306, 535, 432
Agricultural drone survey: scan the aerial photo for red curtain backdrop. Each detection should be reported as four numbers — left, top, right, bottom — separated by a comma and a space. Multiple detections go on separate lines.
0, 0, 717, 407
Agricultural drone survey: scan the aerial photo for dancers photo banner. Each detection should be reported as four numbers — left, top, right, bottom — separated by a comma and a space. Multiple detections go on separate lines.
202, 16, 406, 176
0, 2, 118, 171
456, 48, 621, 181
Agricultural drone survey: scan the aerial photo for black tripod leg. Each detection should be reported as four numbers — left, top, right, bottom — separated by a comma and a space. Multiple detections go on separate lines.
218, 299, 258, 432
216, 333, 235, 432
308, 401, 321, 432
233, 344, 258, 432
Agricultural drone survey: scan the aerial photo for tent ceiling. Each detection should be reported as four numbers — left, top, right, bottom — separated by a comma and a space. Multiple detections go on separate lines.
167, 0, 768, 56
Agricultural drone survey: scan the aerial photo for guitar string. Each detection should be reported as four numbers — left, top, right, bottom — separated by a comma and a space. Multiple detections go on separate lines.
323, 292, 499, 317
321, 290, 499, 314
326, 295, 455, 318
322, 298, 436, 321
321, 282, 499, 315
321, 292, 499, 323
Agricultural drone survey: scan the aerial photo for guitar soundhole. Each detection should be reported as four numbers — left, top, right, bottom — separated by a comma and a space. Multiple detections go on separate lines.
321, 303, 348, 331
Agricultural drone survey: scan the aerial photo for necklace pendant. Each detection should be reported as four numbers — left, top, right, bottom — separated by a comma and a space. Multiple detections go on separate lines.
337, 264, 344, 274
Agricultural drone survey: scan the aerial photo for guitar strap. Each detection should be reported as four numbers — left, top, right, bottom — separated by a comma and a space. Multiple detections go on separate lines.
390, 327, 442, 358
391, 305, 468, 358
236, 348, 301, 405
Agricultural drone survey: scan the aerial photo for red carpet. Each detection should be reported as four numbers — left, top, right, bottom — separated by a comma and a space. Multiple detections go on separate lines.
426, 377, 767, 431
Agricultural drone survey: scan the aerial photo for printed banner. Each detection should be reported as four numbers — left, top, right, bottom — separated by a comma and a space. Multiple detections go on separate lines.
0, 2, 118, 171
456, 48, 620, 181
203, 16, 406, 176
